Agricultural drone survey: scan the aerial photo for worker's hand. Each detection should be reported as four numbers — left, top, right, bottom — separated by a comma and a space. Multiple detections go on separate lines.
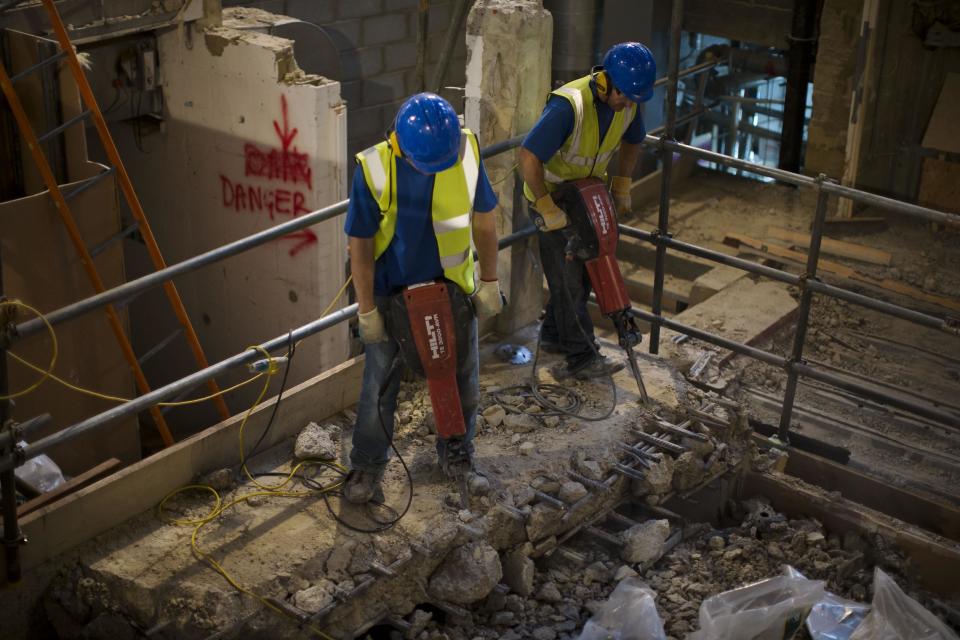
532, 194, 569, 232
357, 307, 388, 343
610, 176, 632, 215
473, 279, 504, 317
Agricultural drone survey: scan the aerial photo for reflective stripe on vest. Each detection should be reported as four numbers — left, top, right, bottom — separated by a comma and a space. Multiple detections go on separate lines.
524, 75, 635, 200
356, 129, 481, 295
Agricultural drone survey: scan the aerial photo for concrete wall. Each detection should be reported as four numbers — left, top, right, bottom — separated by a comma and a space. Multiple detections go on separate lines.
683, 0, 794, 50
107, 24, 349, 432
221, 0, 469, 169
805, 0, 860, 179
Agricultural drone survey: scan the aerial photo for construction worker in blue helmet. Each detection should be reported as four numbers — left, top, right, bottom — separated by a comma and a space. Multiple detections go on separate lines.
344, 92, 503, 503
519, 42, 656, 380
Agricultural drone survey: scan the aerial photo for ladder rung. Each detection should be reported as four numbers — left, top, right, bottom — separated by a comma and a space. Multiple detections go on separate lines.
138, 328, 183, 366
64, 166, 115, 200
0, 0, 28, 13
11, 50, 68, 83
89, 222, 140, 258
37, 109, 91, 143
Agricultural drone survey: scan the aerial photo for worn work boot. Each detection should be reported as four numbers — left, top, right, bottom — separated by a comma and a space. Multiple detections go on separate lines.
572, 355, 625, 380
343, 467, 385, 504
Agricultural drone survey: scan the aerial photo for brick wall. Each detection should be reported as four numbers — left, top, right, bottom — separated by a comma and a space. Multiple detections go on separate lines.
222, 0, 468, 166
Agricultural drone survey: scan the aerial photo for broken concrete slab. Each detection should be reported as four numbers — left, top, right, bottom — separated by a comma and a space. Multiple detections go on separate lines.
689, 263, 748, 306
294, 421, 340, 460
427, 542, 502, 605
502, 548, 535, 597
621, 519, 671, 564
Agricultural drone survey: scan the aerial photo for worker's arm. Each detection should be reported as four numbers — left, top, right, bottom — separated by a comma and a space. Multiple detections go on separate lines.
348, 235, 376, 313
472, 210, 498, 281
519, 147, 548, 200
616, 141, 643, 179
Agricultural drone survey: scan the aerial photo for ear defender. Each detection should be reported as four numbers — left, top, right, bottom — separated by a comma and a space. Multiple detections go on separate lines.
594, 68, 610, 98
387, 128, 403, 157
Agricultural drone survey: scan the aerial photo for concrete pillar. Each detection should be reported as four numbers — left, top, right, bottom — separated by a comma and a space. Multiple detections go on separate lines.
464, 0, 553, 334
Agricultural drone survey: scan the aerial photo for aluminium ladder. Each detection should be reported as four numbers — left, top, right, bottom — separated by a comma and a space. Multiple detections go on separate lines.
0, 0, 230, 446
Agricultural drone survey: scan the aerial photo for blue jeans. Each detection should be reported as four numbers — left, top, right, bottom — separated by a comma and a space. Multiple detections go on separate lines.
350, 296, 479, 472
538, 227, 597, 371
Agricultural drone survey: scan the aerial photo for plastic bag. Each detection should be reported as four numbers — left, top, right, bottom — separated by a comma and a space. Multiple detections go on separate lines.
849, 568, 959, 640
577, 577, 667, 640
806, 592, 871, 640
687, 565, 825, 640
13, 442, 65, 493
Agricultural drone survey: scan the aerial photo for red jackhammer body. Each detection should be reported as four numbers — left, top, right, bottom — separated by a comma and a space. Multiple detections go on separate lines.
388, 280, 473, 506
556, 178, 649, 403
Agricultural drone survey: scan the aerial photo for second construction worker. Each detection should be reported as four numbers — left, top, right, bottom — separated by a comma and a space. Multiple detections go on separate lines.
520, 42, 656, 379
344, 93, 503, 503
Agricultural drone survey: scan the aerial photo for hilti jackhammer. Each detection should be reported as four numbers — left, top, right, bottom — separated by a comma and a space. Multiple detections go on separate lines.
387, 281, 475, 508
552, 178, 650, 404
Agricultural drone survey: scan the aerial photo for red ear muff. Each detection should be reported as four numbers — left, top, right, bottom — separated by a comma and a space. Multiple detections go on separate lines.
387, 129, 402, 157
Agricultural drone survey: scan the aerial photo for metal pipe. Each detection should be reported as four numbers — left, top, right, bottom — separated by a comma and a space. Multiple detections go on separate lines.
430, 0, 471, 94
652, 60, 717, 88
779, 0, 819, 172
778, 178, 830, 442
0, 305, 356, 475
650, 0, 684, 355
0, 413, 53, 451
480, 134, 525, 159
618, 223, 953, 333
12, 199, 349, 342
795, 362, 960, 429
0, 227, 536, 474
822, 181, 960, 227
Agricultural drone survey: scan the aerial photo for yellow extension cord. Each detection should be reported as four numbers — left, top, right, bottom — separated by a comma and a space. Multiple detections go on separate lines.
2, 275, 354, 637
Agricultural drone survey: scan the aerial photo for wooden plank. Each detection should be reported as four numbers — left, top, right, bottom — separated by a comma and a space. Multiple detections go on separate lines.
781, 447, 960, 542
766, 226, 892, 266
724, 232, 960, 314
921, 73, 960, 154
2, 356, 364, 573
837, 0, 881, 218
743, 471, 960, 596
16, 458, 121, 518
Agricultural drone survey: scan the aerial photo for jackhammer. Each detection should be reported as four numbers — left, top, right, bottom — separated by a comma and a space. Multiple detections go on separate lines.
386, 280, 475, 508
552, 177, 650, 404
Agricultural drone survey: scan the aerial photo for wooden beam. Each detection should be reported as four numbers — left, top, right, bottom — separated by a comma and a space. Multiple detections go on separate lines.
766, 226, 892, 265
17, 458, 121, 518
837, 0, 881, 218
743, 470, 960, 596
2, 356, 365, 573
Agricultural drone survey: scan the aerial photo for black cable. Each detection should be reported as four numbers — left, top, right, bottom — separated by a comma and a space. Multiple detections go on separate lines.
322, 353, 414, 534
240, 331, 296, 466
501, 234, 618, 422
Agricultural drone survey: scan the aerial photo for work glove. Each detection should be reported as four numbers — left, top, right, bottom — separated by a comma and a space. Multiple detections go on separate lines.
473, 279, 505, 317
358, 307, 388, 344
610, 176, 632, 215
531, 194, 569, 232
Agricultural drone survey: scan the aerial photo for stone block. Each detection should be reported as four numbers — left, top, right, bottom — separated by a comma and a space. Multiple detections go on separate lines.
502, 549, 535, 596
362, 70, 408, 106
323, 19, 363, 51
383, 40, 419, 72
338, 0, 384, 20
362, 12, 409, 46
689, 264, 748, 306
285, 0, 337, 23
620, 519, 670, 565
340, 46, 384, 80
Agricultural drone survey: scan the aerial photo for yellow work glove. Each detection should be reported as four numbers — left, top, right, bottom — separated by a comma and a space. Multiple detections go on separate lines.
610, 176, 632, 215
532, 194, 569, 232
358, 307, 388, 344
473, 279, 504, 317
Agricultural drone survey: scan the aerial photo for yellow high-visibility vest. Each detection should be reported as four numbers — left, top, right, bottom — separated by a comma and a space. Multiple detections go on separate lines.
356, 129, 481, 295
523, 75, 636, 201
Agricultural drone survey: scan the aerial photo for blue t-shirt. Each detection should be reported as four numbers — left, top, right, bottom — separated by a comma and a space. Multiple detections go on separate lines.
345, 152, 499, 296
522, 81, 646, 163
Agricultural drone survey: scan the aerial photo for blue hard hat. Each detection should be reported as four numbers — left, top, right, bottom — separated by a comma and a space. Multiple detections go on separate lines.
603, 42, 656, 103
394, 93, 461, 174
